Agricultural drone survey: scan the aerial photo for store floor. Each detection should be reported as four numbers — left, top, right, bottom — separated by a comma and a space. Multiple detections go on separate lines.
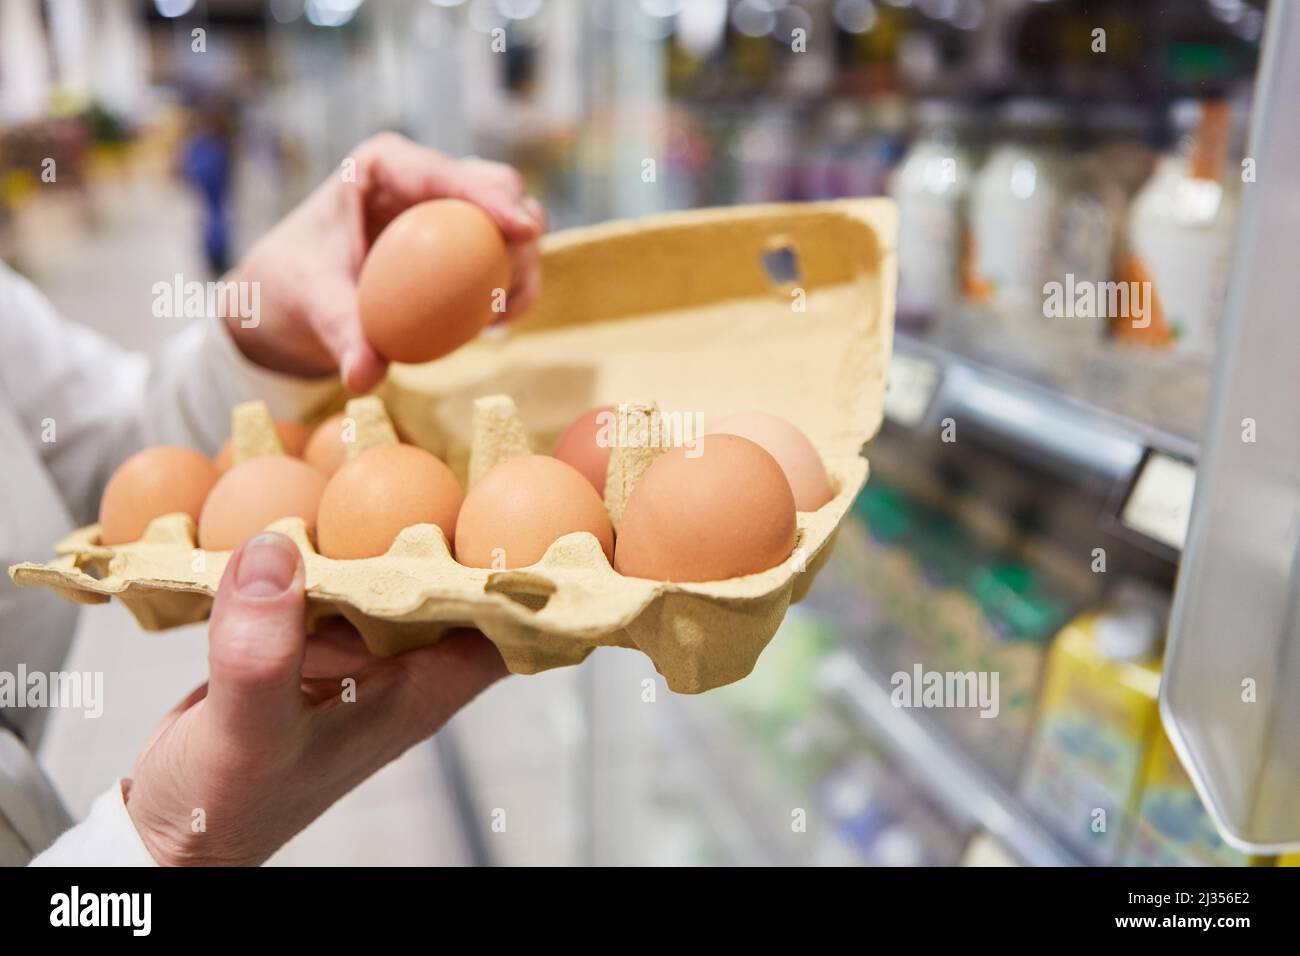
23, 168, 570, 866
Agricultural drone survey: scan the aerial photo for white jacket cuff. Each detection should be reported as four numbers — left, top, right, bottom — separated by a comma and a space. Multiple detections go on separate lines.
29, 780, 159, 867
200, 313, 342, 427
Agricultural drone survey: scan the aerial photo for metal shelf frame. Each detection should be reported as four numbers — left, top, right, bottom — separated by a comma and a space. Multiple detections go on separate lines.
819, 647, 1084, 868
894, 327, 1201, 484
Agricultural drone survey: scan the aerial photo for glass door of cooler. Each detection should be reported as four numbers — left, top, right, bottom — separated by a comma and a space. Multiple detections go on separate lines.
1161, 0, 1300, 854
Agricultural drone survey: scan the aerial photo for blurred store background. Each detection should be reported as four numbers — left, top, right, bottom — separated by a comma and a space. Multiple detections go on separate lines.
1, 0, 1288, 866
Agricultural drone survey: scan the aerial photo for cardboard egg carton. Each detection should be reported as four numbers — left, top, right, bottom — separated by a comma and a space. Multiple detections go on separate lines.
11, 199, 896, 692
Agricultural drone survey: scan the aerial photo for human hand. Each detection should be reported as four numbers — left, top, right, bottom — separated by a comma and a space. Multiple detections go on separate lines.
124, 531, 506, 866
224, 132, 547, 393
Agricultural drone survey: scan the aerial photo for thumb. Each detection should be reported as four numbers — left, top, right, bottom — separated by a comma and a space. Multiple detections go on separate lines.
206, 533, 307, 743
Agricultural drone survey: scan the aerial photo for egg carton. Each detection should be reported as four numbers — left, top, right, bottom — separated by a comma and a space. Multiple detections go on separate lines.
11, 199, 896, 692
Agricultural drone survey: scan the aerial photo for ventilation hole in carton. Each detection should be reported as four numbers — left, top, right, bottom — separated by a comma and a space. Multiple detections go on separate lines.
484, 572, 555, 612
761, 243, 801, 286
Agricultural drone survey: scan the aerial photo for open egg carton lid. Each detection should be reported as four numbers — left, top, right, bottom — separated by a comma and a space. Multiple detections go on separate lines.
11, 199, 896, 692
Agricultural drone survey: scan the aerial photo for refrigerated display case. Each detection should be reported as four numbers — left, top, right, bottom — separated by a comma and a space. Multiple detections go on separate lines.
351, 0, 1286, 867
1161, 0, 1300, 855
545, 0, 1285, 867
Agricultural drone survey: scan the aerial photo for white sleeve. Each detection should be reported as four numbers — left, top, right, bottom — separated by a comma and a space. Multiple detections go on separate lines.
0, 262, 339, 525
28, 780, 158, 867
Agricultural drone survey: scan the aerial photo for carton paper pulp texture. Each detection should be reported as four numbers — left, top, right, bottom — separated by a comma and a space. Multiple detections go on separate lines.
10, 200, 897, 693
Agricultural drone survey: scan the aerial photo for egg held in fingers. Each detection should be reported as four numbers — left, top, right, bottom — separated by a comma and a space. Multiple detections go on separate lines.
358, 198, 511, 365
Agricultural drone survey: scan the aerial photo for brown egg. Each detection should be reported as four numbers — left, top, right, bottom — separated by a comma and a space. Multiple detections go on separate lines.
302, 413, 412, 477
303, 413, 350, 477
99, 447, 221, 545
317, 444, 464, 559
455, 455, 613, 569
614, 435, 796, 582
707, 411, 834, 511
215, 420, 309, 472
198, 456, 327, 551
551, 405, 615, 495
358, 199, 511, 365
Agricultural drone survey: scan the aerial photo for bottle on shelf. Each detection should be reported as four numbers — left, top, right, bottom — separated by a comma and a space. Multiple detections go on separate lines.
890, 99, 978, 329
966, 98, 1069, 322
1044, 103, 1155, 343
1116, 99, 1239, 357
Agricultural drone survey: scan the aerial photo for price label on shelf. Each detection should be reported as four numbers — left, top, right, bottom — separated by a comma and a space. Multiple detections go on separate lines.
1122, 453, 1197, 551
884, 352, 940, 428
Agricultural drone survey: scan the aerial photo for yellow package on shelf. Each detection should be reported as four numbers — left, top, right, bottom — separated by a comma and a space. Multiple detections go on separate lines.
1126, 729, 1274, 867
1020, 610, 1162, 865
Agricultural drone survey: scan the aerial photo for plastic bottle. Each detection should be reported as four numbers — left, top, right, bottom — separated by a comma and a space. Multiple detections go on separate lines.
891, 100, 976, 327
967, 99, 1068, 321
1120, 99, 1238, 356
1045, 104, 1153, 341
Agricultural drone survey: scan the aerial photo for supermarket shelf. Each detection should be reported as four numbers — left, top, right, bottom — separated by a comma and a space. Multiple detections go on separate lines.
654, 701, 801, 867
817, 647, 1085, 868
891, 312, 1207, 480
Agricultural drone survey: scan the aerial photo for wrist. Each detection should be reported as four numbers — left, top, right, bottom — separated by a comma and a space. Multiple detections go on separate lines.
123, 778, 216, 867
218, 263, 336, 380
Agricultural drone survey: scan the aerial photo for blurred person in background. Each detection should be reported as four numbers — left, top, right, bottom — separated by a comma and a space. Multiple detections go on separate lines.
0, 133, 547, 866
179, 101, 237, 276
